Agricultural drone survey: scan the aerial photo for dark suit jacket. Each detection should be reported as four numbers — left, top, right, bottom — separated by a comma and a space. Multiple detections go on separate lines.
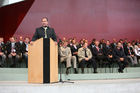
111, 43, 117, 49
0, 42, 6, 53
103, 45, 113, 56
6, 41, 20, 55
124, 47, 135, 56
16, 42, 27, 54
113, 47, 126, 60
90, 46, 103, 57
70, 45, 79, 56
32, 26, 57, 42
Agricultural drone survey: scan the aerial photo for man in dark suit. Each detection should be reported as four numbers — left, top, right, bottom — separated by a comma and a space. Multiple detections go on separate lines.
31, 17, 57, 43
6, 37, 20, 67
90, 40, 106, 64
103, 40, 114, 67
124, 42, 138, 66
113, 42, 128, 73
111, 38, 117, 49
0, 37, 6, 67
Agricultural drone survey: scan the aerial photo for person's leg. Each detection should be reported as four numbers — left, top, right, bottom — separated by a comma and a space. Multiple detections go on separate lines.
65, 56, 72, 75
0, 56, 2, 67
8, 54, 15, 67
133, 56, 138, 65
136, 56, 140, 64
127, 56, 134, 65
71, 56, 78, 74
89, 58, 97, 73
66, 56, 71, 68
23, 53, 28, 68
15, 55, 20, 68
79, 59, 86, 73
122, 58, 128, 71
1, 54, 6, 67
117, 59, 123, 73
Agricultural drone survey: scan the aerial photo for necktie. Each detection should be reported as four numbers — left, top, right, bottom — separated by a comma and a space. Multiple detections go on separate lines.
44, 27, 47, 38
84, 48, 88, 57
96, 47, 99, 51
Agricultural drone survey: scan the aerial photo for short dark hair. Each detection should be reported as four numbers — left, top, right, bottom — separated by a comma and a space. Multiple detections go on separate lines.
42, 17, 48, 21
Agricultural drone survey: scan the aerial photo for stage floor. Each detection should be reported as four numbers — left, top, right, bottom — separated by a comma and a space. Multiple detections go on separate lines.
0, 79, 140, 93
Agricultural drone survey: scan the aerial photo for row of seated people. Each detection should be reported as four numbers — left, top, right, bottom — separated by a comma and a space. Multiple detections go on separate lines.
59, 38, 140, 74
0, 36, 140, 74
0, 36, 29, 68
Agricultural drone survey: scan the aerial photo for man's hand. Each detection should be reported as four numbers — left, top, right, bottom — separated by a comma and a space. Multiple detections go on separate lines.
108, 55, 113, 58
11, 52, 16, 56
73, 52, 78, 55
131, 55, 134, 57
30, 41, 34, 45
85, 58, 89, 61
0, 52, 3, 56
120, 58, 124, 61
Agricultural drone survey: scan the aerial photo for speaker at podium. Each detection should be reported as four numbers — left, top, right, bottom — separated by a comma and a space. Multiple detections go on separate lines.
28, 38, 58, 83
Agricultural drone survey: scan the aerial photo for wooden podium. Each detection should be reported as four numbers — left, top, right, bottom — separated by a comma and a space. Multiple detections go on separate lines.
28, 38, 58, 83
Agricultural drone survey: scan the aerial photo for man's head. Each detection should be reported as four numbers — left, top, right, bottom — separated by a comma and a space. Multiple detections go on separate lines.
19, 36, 23, 41
41, 17, 49, 27
62, 37, 66, 41
117, 42, 122, 48
10, 37, 16, 43
62, 41, 68, 47
72, 39, 76, 44
127, 42, 131, 47
0, 37, 4, 43
113, 38, 117, 43
106, 40, 110, 46
95, 40, 100, 46
83, 42, 88, 49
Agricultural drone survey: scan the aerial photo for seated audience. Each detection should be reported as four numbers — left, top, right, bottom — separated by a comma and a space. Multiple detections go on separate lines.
6, 37, 20, 67
22, 37, 30, 68
89, 38, 96, 50
113, 42, 128, 73
78, 42, 97, 73
111, 38, 117, 49
134, 44, 140, 64
125, 42, 138, 66
77, 39, 85, 48
0, 37, 6, 67
102, 40, 114, 67
59, 41, 78, 74
70, 39, 79, 62
90, 40, 106, 66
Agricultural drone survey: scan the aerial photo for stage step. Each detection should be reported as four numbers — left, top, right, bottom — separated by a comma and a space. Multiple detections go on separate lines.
0, 67, 140, 81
